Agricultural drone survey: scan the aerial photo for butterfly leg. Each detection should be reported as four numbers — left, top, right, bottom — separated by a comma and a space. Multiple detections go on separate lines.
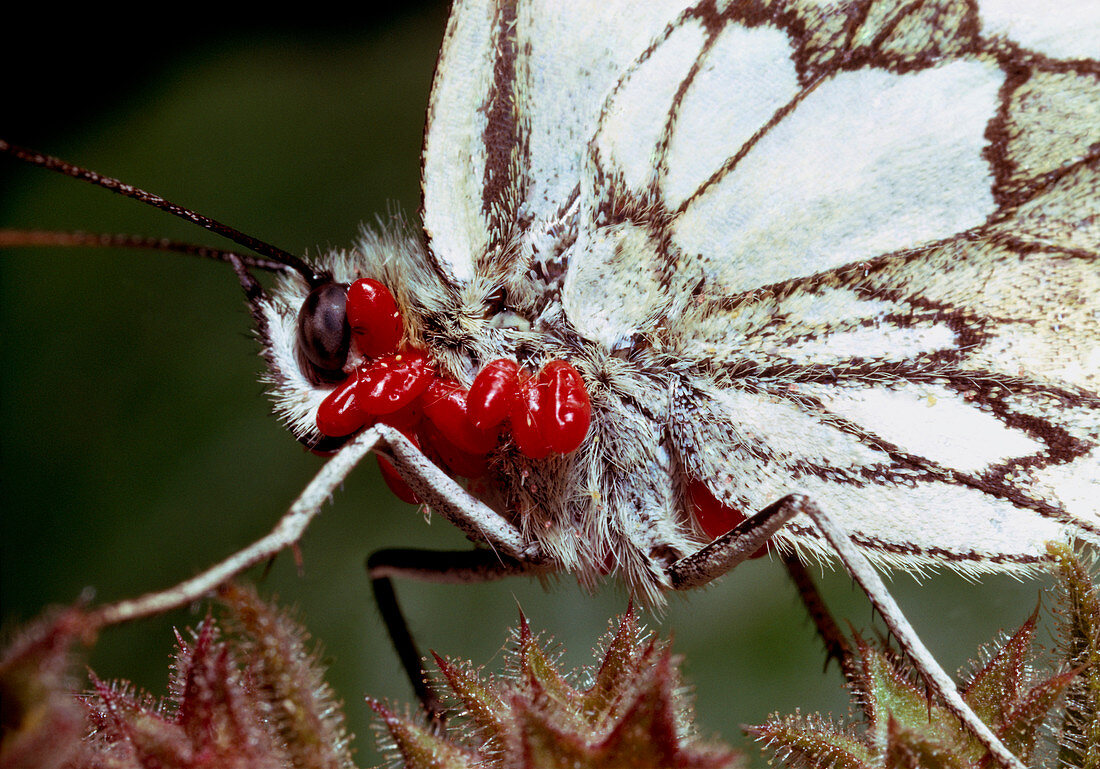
780, 551, 855, 680
367, 547, 537, 721
92, 425, 540, 627
665, 494, 1024, 769
373, 424, 539, 562
366, 424, 556, 720
91, 427, 388, 626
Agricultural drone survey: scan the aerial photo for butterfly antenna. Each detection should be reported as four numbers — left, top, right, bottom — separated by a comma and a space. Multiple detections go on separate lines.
0, 230, 293, 273
0, 139, 327, 287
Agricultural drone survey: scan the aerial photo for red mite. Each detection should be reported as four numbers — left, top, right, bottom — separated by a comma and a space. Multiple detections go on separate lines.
314, 278, 594, 501
346, 277, 403, 357
687, 480, 769, 558
355, 351, 433, 415
537, 360, 591, 454
314, 278, 744, 542
422, 379, 499, 455
467, 359, 521, 430
508, 373, 553, 460
315, 371, 369, 438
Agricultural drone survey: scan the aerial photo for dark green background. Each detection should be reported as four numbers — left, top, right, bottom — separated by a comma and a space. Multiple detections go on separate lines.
1, 7, 1049, 764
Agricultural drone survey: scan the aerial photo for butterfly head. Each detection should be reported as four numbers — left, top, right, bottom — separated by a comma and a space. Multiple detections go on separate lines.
254, 229, 593, 500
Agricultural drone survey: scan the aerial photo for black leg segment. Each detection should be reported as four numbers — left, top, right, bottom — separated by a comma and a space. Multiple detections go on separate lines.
366, 547, 536, 720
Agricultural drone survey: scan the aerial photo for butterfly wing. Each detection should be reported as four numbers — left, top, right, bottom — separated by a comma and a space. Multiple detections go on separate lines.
420, 0, 1099, 583
422, 0, 691, 285
572, 0, 1100, 573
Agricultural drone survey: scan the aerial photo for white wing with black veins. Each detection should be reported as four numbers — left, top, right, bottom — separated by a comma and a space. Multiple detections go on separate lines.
420, 0, 1100, 588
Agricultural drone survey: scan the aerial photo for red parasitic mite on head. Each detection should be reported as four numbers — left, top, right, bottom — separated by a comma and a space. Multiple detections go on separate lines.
347, 277, 404, 358
305, 277, 596, 502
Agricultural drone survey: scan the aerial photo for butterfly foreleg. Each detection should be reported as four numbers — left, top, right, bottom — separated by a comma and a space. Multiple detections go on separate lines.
665, 494, 1025, 769
89, 424, 537, 631
89, 427, 386, 627
374, 424, 538, 562
368, 425, 558, 719
367, 547, 537, 721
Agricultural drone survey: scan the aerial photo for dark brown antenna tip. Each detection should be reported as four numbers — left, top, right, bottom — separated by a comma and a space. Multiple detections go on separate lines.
0, 139, 329, 287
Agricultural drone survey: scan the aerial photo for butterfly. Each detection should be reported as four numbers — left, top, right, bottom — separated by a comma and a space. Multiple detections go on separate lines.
249, 2, 1100, 763
2, 1, 1097, 766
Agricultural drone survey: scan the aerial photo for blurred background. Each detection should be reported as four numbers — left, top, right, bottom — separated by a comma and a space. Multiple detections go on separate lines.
1, 5, 1051, 764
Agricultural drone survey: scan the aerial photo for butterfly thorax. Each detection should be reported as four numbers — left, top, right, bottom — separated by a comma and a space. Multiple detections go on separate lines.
257, 226, 708, 602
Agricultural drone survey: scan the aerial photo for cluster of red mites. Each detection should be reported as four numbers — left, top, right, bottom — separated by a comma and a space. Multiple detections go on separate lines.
315, 278, 592, 503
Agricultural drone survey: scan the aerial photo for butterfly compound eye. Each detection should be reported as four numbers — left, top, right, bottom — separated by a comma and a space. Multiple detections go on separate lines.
297, 281, 351, 383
